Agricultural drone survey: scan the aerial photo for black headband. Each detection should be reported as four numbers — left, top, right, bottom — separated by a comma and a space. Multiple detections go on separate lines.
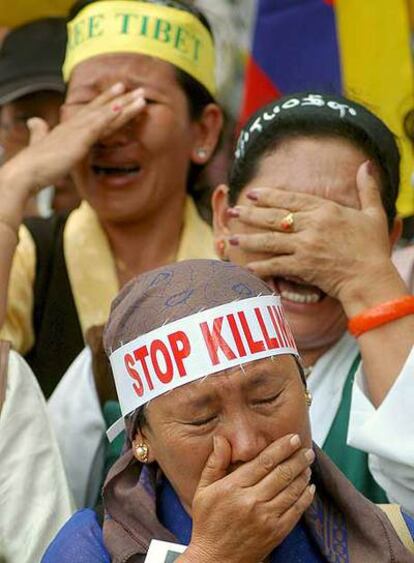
234, 92, 400, 198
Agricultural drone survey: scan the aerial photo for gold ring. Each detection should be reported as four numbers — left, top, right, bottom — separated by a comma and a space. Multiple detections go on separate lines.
280, 212, 295, 232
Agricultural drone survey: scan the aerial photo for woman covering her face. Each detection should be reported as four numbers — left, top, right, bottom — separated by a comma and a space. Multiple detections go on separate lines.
0, 0, 223, 396
42, 259, 414, 562
212, 94, 414, 512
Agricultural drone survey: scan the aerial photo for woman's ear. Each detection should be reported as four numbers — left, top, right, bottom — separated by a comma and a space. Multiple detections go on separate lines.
132, 427, 156, 464
191, 103, 223, 165
212, 184, 232, 259
390, 216, 403, 249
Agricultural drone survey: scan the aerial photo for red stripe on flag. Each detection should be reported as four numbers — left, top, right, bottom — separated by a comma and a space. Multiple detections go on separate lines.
323, 0, 335, 5
239, 57, 281, 127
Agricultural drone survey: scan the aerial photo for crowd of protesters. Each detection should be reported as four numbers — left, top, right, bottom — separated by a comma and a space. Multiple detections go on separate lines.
0, 1, 414, 562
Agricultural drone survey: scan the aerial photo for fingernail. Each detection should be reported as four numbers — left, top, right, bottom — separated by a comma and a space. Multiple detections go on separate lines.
246, 190, 259, 201
227, 207, 240, 218
305, 467, 312, 480
366, 160, 374, 176
111, 82, 124, 95
228, 236, 239, 246
309, 484, 316, 495
290, 434, 301, 447
112, 103, 122, 113
132, 87, 145, 98
305, 448, 315, 463
133, 97, 146, 108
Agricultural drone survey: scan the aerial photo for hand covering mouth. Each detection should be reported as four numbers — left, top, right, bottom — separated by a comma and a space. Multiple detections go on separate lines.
268, 277, 326, 305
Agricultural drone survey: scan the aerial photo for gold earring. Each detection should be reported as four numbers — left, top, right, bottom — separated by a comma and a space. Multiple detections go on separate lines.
305, 390, 313, 407
217, 238, 228, 260
135, 443, 149, 463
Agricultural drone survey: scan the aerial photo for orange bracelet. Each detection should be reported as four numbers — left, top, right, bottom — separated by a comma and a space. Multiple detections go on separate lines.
348, 296, 414, 337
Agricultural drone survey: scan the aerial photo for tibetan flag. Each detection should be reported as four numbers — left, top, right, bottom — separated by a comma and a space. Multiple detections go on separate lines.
0, 0, 74, 27
241, 0, 414, 217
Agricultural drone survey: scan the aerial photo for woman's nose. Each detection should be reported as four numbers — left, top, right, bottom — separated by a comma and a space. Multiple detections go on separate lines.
223, 413, 268, 465
98, 116, 142, 147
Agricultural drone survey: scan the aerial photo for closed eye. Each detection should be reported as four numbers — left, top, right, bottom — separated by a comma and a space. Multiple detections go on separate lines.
144, 97, 159, 105
187, 415, 216, 427
253, 393, 281, 406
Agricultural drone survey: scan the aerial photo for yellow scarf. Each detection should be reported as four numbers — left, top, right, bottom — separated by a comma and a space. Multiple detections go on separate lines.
64, 197, 216, 336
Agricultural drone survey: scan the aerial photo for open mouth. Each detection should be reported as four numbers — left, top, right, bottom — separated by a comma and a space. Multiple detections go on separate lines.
92, 164, 141, 177
268, 277, 326, 305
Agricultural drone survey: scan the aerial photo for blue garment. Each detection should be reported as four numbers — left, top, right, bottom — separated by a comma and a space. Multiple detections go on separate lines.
42, 509, 110, 563
42, 484, 414, 562
403, 511, 414, 538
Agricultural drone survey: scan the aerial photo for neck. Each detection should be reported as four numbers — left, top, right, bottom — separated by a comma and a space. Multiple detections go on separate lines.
102, 193, 187, 286
300, 343, 333, 369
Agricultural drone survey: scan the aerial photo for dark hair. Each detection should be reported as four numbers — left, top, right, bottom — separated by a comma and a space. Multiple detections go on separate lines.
127, 406, 147, 442
230, 100, 401, 230
68, 0, 217, 193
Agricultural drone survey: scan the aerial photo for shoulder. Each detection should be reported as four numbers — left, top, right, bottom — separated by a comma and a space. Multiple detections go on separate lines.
42, 509, 110, 563
1, 351, 44, 420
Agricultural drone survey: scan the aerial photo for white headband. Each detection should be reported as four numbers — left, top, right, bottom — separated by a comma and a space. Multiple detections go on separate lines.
108, 295, 298, 440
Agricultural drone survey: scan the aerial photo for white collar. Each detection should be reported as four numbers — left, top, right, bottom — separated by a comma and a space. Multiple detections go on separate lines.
307, 332, 359, 446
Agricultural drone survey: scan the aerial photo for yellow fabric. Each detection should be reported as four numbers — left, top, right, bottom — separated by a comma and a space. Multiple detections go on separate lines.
0, 225, 36, 355
64, 201, 119, 339
378, 504, 414, 553
1, 197, 216, 354
66, 198, 216, 335
0, 0, 73, 27
63, 1, 216, 97
335, 0, 414, 217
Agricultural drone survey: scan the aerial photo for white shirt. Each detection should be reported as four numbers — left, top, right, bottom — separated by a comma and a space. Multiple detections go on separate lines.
309, 332, 414, 516
0, 352, 74, 563
48, 347, 105, 509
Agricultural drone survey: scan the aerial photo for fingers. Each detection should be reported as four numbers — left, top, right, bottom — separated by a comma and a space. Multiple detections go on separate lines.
198, 435, 232, 489
245, 187, 321, 212
247, 254, 304, 279
272, 482, 316, 536
88, 81, 126, 108
229, 231, 296, 256
74, 87, 146, 144
254, 447, 315, 501
102, 89, 147, 137
27, 118, 49, 146
231, 434, 303, 488
228, 206, 302, 232
356, 160, 384, 212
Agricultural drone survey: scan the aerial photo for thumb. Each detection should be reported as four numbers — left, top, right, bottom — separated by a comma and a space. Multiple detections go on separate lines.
198, 435, 231, 489
27, 118, 49, 146
356, 160, 383, 213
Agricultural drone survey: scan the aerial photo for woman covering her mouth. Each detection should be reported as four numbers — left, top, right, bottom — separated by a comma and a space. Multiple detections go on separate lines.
42, 260, 414, 562
0, 0, 223, 396
212, 93, 414, 513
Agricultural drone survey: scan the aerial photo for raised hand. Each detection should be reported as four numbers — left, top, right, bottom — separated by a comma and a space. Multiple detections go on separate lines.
0, 82, 146, 211
179, 434, 315, 563
228, 161, 398, 312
